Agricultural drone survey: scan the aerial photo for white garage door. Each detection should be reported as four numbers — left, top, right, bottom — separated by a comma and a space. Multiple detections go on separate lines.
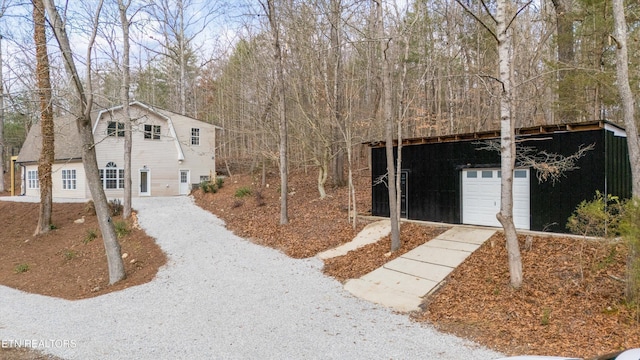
461, 168, 530, 230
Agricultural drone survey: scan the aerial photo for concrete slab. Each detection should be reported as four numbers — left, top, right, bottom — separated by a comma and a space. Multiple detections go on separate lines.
384, 257, 452, 283
341, 225, 497, 313
318, 220, 391, 260
360, 267, 438, 298
402, 246, 473, 267
423, 238, 481, 252
344, 278, 423, 312
436, 227, 496, 245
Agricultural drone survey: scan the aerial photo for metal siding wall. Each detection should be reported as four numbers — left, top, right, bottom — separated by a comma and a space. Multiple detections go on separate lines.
370, 129, 629, 233
605, 131, 632, 199
529, 130, 605, 233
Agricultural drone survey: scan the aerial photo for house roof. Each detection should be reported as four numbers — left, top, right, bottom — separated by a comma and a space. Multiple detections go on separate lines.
366, 120, 626, 148
17, 101, 221, 164
17, 114, 83, 164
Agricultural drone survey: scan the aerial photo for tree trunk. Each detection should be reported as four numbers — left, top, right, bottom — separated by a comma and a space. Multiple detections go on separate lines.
119, 0, 132, 219
330, 0, 345, 187
495, 0, 522, 288
612, 0, 640, 303
33, 0, 54, 236
376, 0, 400, 252
551, 0, 576, 123
43, 0, 126, 284
265, 0, 288, 225
0, 35, 4, 194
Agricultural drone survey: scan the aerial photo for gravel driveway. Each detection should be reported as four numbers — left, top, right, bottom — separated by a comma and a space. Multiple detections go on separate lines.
0, 197, 503, 359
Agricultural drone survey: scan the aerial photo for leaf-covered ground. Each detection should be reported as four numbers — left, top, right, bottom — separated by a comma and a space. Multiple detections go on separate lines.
2, 170, 639, 358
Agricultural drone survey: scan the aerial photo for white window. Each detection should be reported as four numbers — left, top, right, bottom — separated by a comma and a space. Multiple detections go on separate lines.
199, 175, 210, 182
99, 162, 124, 189
191, 128, 200, 145
61, 169, 77, 190
27, 170, 39, 189
144, 124, 161, 140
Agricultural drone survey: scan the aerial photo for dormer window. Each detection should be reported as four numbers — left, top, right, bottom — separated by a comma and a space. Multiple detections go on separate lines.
107, 121, 125, 137
144, 124, 161, 140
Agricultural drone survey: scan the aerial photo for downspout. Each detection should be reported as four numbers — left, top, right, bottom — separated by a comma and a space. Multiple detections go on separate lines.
19, 163, 26, 196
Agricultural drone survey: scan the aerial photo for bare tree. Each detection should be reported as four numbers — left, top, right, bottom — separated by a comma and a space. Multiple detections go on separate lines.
0, 32, 4, 194
611, 0, 640, 198
455, 0, 531, 288
42, 0, 126, 284
118, 0, 133, 219
376, 0, 400, 252
494, 0, 524, 289
329, 0, 345, 187
611, 0, 640, 303
264, 0, 288, 225
33, 0, 54, 236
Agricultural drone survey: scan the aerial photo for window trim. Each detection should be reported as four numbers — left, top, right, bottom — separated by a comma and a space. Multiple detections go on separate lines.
61, 169, 77, 190
144, 124, 161, 140
107, 121, 125, 137
191, 128, 200, 146
99, 163, 125, 190
27, 170, 39, 189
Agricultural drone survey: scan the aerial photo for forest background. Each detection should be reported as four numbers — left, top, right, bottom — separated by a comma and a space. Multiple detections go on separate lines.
0, 0, 632, 186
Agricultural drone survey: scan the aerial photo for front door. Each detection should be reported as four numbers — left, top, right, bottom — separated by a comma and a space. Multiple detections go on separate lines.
139, 168, 150, 196
179, 170, 189, 195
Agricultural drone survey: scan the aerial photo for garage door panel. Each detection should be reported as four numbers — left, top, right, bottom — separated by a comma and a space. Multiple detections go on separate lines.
462, 169, 530, 230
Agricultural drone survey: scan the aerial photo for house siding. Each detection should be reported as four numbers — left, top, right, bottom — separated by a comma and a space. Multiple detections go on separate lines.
94, 104, 216, 198
371, 127, 631, 233
22, 161, 87, 199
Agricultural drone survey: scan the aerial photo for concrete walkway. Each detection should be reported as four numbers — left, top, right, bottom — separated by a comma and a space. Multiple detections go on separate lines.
340, 226, 497, 313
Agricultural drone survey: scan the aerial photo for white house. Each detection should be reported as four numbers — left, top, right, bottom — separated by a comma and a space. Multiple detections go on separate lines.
17, 101, 221, 199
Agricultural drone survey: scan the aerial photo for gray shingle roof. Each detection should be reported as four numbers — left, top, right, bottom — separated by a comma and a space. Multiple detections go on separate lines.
17, 114, 84, 164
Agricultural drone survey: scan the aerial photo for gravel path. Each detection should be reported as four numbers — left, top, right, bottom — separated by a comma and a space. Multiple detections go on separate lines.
0, 197, 503, 359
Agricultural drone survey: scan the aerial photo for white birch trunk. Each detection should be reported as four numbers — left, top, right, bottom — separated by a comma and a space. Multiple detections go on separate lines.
495, 0, 522, 288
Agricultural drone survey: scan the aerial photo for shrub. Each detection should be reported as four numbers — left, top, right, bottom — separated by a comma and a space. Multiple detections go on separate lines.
14, 263, 29, 274
216, 177, 225, 189
85, 200, 96, 215
84, 229, 98, 244
114, 220, 130, 238
566, 191, 624, 238
109, 199, 123, 216
62, 249, 77, 260
235, 186, 252, 198
200, 180, 217, 194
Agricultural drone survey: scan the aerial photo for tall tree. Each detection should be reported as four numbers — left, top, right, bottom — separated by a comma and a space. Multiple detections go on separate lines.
376, 0, 401, 252
329, 0, 345, 187
265, 0, 288, 225
551, 0, 577, 123
0, 33, 4, 193
455, 0, 526, 287
611, 0, 640, 198
612, 0, 640, 303
42, 0, 126, 284
118, 0, 133, 219
33, 0, 54, 236
495, 0, 522, 288
143, 0, 221, 116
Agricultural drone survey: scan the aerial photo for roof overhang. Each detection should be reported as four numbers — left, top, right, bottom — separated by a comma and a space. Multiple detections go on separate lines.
366, 120, 625, 148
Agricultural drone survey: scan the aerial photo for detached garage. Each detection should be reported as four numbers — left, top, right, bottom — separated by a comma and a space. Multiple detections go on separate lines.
369, 121, 631, 233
